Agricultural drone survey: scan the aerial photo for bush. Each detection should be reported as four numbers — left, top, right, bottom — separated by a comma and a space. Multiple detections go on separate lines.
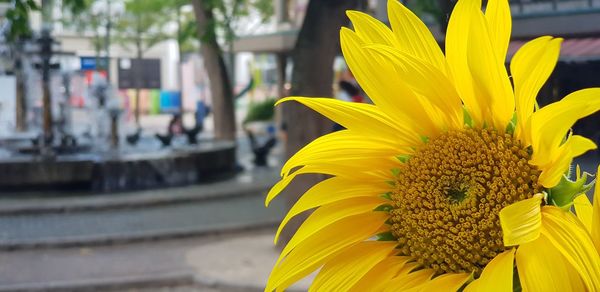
244, 98, 276, 124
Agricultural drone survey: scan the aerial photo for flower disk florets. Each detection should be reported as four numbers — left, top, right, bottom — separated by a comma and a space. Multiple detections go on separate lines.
390, 128, 542, 276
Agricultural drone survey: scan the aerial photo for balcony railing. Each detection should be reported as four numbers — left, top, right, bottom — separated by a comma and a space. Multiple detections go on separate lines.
511, 0, 600, 15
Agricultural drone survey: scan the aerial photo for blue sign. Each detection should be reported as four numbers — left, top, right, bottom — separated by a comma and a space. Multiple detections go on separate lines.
80, 57, 108, 70
160, 91, 181, 113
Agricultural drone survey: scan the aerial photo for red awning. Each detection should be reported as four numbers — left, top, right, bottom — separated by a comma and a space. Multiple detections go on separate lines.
508, 37, 600, 61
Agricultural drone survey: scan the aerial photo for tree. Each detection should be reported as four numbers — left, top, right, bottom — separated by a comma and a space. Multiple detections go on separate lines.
190, 0, 272, 141
60, 0, 107, 65
278, 0, 364, 245
1, 0, 88, 132
2, 0, 87, 40
114, 0, 170, 126
164, 1, 199, 113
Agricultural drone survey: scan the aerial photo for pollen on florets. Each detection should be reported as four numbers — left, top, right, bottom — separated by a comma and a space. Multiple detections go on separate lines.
389, 128, 542, 276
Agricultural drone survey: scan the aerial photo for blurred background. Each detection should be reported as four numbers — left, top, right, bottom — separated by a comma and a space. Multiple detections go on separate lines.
0, 0, 598, 291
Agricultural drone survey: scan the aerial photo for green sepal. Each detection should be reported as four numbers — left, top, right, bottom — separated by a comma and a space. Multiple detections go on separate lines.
391, 168, 401, 177
380, 192, 392, 200
547, 170, 594, 209
505, 112, 517, 135
566, 163, 574, 179
373, 204, 393, 212
376, 231, 396, 241
513, 266, 522, 292
386, 180, 396, 187
397, 154, 410, 163
420, 135, 430, 144
463, 107, 474, 128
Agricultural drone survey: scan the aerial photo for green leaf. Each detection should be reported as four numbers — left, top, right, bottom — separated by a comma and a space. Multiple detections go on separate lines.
396, 154, 410, 163
547, 168, 595, 208
376, 231, 397, 241
373, 204, 393, 212
505, 112, 517, 135
380, 192, 392, 200
463, 107, 474, 128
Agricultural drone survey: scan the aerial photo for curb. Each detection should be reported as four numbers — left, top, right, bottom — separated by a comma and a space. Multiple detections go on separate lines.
195, 277, 306, 292
0, 271, 195, 292
0, 175, 278, 216
0, 272, 302, 292
0, 221, 279, 251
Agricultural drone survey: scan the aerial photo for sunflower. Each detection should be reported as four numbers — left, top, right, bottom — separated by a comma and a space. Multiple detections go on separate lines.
265, 0, 600, 291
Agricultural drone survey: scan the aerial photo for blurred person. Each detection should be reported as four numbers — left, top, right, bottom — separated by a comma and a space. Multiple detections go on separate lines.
338, 80, 364, 103
167, 113, 183, 136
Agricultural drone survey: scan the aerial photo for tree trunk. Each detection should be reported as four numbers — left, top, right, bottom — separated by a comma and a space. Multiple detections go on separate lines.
176, 5, 185, 114
15, 56, 27, 132
278, 0, 362, 246
191, 0, 236, 141
134, 40, 142, 126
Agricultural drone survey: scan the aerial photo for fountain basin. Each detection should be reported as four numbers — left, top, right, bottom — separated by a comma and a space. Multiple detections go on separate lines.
0, 141, 237, 193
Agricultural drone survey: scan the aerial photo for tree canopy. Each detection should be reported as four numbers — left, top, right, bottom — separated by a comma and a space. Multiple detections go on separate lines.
1, 0, 88, 41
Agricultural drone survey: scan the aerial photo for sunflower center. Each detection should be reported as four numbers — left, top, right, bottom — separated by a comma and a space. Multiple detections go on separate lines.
389, 128, 542, 276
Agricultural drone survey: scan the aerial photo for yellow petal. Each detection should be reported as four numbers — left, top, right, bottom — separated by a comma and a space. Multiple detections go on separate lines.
310, 241, 397, 291
280, 129, 408, 178
516, 234, 586, 292
484, 0, 512, 64
541, 206, 600, 290
346, 10, 397, 46
464, 249, 514, 292
275, 196, 386, 261
536, 135, 597, 188
510, 36, 562, 143
266, 165, 322, 206
529, 88, 600, 169
340, 27, 439, 136
445, 0, 484, 125
350, 256, 413, 292
593, 165, 600, 253
266, 212, 388, 291
277, 97, 421, 145
574, 194, 593, 233
408, 273, 472, 292
364, 44, 463, 129
499, 194, 543, 246
274, 176, 391, 248
265, 161, 394, 207
384, 269, 435, 291
387, 0, 447, 74
467, 9, 514, 130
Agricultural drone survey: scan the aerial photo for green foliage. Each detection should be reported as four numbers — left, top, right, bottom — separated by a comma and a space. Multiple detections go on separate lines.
1, 0, 38, 41
197, 0, 273, 46
410, 0, 441, 16
243, 98, 275, 124
114, 0, 172, 56
2, 0, 88, 42
176, 9, 200, 54
407, 0, 452, 25
62, 0, 87, 14
162, 1, 201, 55
60, 0, 105, 56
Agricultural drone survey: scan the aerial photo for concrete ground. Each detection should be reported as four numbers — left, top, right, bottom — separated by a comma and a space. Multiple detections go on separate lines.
0, 167, 284, 249
0, 227, 311, 292
0, 126, 291, 291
